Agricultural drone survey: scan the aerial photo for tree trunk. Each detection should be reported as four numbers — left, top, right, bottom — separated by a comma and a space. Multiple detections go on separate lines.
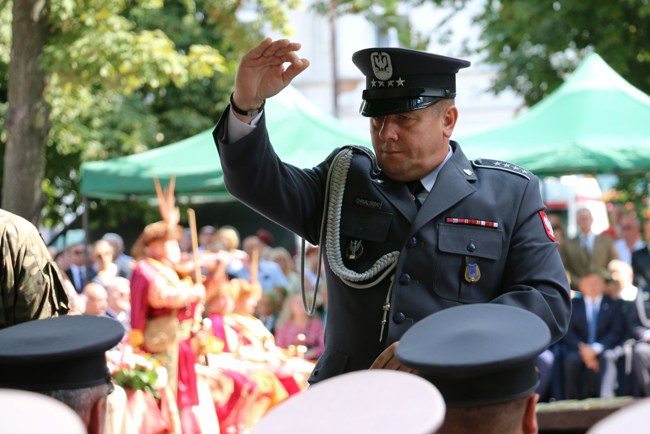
2, 0, 50, 225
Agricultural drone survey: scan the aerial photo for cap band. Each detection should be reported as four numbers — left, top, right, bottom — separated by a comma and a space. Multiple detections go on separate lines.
359, 96, 443, 117
363, 87, 455, 100
0, 354, 112, 391
420, 363, 540, 408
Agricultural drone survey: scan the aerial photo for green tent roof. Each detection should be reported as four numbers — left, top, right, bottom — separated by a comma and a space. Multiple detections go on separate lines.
457, 53, 650, 177
80, 86, 371, 200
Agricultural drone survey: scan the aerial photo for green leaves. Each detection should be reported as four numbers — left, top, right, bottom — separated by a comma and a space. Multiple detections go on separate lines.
112, 362, 161, 398
469, 0, 650, 105
1, 0, 296, 227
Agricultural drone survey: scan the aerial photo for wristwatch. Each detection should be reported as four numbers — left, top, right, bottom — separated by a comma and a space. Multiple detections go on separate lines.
230, 93, 265, 117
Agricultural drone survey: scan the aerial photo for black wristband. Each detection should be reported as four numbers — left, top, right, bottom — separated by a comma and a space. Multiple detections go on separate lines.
230, 93, 265, 117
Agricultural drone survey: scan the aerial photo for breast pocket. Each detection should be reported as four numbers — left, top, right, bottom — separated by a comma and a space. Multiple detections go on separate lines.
436, 223, 504, 303
340, 207, 393, 272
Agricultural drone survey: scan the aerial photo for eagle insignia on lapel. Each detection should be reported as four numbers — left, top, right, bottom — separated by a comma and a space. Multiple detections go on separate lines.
346, 239, 365, 261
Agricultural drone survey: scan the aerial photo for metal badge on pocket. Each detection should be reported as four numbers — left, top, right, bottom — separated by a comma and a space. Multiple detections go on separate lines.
464, 256, 481, 283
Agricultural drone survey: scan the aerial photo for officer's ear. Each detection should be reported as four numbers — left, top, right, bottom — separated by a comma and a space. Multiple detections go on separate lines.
86, 394, 107, 434
522, 393, 539, 434
441, 102, 458, 138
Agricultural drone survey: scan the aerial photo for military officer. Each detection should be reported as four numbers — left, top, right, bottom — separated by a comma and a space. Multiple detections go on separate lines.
0, 315, 124, 434
213, 38, 571, 383
396, 304, 550, 433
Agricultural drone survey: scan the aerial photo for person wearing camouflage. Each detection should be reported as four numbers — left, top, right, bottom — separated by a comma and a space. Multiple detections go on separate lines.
0, 208, 69, 328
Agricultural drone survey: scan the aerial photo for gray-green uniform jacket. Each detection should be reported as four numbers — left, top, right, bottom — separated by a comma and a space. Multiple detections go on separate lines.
1, 209, 69, 328
214, 110, 571, 384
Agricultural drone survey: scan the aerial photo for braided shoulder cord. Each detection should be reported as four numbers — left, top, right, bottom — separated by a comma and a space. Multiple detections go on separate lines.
324, 149, 400, 289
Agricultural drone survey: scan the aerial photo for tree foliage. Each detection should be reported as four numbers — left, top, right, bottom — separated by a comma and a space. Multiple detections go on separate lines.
0, 0, 297, 228
318, 0, 650, 106
468, 0, 650, 106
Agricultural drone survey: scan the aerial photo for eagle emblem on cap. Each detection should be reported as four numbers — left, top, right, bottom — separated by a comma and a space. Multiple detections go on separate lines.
371, 52, 393, 81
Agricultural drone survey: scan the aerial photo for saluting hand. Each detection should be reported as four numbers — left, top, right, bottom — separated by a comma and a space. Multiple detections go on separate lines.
232, 37, 310, 119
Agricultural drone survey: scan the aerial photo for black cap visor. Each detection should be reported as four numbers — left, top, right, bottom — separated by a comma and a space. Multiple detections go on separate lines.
360, 96, 444, 117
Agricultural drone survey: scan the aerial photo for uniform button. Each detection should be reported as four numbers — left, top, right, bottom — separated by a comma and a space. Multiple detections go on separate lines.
393, 312, 406, 324
407, 237, 418, 248
467, 241, 476, 252
399, 274, 411, 285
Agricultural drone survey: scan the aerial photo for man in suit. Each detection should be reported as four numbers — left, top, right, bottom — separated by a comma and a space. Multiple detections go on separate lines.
213, 38, 571, 383
614, 214, 645, 264
65, 242, 97, 293
560, 268, 626, 399
560, 207, 618, 290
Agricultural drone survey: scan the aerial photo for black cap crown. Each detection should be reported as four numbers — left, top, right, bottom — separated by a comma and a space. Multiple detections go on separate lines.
0, 315, 124, 391
352, 47, 470, 117
396, 304, 550, 408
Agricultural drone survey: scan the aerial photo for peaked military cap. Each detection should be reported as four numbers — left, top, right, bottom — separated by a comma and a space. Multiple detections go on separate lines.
252, 370, 446, 434
587, 398, 650, 434
0, 389, 87, 434
396, 304, 550, 408
0, 315, 124, 391
352, 47, 470, 117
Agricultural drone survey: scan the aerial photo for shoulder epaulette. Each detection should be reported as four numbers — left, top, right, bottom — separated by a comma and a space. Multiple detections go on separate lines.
340, 144, 375, 159
471, 159, 530, 180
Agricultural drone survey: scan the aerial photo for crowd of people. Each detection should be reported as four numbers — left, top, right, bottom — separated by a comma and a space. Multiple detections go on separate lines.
44, 219, 325, 433
539, 205, 650, 402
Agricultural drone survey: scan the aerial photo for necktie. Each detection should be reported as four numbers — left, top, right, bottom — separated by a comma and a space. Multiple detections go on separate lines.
581, 234, 592, 254
587, 302, 599, 344
408, 180, 426, 209
73, 266, 83, 290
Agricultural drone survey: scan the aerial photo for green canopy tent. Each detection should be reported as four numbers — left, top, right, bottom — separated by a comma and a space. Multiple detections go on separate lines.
456, 53, 650, 177
80, 85, 371, 200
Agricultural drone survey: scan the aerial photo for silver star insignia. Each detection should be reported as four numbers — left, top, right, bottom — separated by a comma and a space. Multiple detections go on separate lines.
493, 161, 503, 167
378, 81, 385, 87
371, 79, 378, 87
388, 80, 394, 87
396, 77, 405, 86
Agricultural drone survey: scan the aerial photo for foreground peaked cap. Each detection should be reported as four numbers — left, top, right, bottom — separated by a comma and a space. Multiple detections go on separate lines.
587, 398, 650, 434
396, 304, 551, 408
0, 315, 124, 391
252, 370, 445, 434
352, 47, 470, 117
0, 389, 87, 434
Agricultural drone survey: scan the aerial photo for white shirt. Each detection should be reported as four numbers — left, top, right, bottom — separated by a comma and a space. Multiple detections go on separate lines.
614, 238, 646, 264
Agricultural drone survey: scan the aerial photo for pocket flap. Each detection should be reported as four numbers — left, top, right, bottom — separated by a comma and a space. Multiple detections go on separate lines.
438, 223, 502, 260
341, 207, 393, 243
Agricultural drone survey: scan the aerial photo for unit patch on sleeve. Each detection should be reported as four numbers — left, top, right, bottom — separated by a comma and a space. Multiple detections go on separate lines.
539, 211, 556, 242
